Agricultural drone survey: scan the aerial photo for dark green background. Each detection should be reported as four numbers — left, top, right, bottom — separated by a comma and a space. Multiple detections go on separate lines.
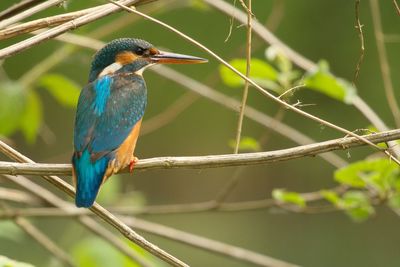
1, 0, 399, 266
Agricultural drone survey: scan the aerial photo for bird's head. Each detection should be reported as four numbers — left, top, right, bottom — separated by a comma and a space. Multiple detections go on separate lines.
88, 38, 207, 82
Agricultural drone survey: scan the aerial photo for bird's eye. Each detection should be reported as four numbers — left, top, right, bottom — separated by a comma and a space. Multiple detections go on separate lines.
136, 47, 145, 55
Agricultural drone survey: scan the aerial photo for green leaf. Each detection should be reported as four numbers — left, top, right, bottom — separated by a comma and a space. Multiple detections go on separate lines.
228, 136, 261, 152
0, 81, 27, 136
19, 91, 43, 144
334, 158, 399, 196
39, 74, 80, 107
304, 61, 357, 103
320, 190, 340, 205
272, 189, 306, 208
341, 191, 374, 222
388, 193, 400, 210
265, 46, 292, 73
219, 58, 279, 91
0, 256, 35, 267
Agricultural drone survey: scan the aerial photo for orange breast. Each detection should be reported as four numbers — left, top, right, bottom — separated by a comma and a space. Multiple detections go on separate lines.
103, 119, 142, 181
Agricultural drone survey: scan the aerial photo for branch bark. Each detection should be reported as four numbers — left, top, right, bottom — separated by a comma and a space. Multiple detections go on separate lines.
1, 129, 399, 176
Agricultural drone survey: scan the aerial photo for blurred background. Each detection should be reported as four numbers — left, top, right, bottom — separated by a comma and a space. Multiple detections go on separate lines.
0, 0, 400, 266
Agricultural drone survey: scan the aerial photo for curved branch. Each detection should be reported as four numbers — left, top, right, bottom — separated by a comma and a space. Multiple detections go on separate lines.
1, 129, 399, 176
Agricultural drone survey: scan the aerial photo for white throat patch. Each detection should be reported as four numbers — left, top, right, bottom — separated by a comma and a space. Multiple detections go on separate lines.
98, 62, 123, 77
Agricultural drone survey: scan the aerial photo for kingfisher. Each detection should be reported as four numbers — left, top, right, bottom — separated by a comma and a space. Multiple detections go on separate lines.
72, 38, 207, 208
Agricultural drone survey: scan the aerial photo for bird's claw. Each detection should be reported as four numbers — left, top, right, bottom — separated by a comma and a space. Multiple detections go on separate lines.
129, 157, 138, 173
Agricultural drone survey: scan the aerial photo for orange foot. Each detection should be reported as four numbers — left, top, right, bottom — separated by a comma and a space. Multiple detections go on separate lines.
129, 156, 139, 173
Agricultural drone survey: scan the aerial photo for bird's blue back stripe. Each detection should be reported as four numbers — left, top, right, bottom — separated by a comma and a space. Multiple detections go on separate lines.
92, 75, 112, 115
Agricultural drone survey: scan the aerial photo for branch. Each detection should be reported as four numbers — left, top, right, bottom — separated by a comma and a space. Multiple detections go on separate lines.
369, 0, 400, 127
0, 142, 188, 266
203, 0, 400, 160
0, 0, 43, 20
110, 1, 400, 165
122, 216, 298, 267
234, 0, 252, 153
1, 129, 400, 176
0, 0, 65, 30
14, 29, 347, 168
0, 0, 157, 40
2, 174, 154, 267
0, 0, 142, 59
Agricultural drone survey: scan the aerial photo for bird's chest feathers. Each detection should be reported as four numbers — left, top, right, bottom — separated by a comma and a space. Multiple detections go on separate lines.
91, 74, 147, 117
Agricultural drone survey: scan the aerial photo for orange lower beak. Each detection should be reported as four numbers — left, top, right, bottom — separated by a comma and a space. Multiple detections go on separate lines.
151, 51, 208, 64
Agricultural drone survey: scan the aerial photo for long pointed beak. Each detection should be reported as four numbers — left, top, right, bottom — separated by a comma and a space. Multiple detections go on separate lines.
150, 51, 208, 64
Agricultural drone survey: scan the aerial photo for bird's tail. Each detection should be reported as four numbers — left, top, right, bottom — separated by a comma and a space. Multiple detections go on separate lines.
72, 149, 108, 208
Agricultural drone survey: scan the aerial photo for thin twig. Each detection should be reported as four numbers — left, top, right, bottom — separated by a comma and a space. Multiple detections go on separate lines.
122, 217, 299, 267
2, 174, 153, 267
353, 0, 365, 85
0, 187, 40, 204
110, 1, 400, 165
205, 0, 400, 159
0, 0, 43, 20
370, 0, 400, 127
19, 30, 346, 168
234, 0, 252, 154
0, 142, 188, 267
0, 6, 104, 40
393, 0, 400, 15
0, 0, 66, 30
1, 129, 400, 176
0, 204, 76, 267
0, 0, 141, 59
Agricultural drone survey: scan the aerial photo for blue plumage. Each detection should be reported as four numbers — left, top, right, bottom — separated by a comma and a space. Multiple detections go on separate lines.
92, 76, 112, 115
72, 38, 206, 207
73, 149, 109, 207
73, 74, 147, 207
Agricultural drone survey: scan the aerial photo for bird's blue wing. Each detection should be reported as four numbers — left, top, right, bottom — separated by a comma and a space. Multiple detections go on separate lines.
73, 74, 147, 155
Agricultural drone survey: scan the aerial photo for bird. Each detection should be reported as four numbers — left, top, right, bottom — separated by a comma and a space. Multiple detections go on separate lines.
72, 38, 207, 208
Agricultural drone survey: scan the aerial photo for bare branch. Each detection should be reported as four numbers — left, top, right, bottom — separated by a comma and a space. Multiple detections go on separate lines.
0, 0, 142, 59
204, 0, 400, 160
2, 174, 153, 267
0, 142, 189, 267
0, 187, 41, 204
234, 0, 252, 153
1, 129, 400, 176
393, 0, 400, 15
0, 0, 65, 30
353, 0, 365, 85
0, 0, 43, 20
110, 1, 400, 164
1, 204, 76, 267
122, 217, 299, 267
0, 6, 103, 40
370, 0, 400, 127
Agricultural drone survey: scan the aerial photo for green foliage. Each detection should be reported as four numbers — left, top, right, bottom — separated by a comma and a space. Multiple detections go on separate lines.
228, 136, 261, 152
272, 189, 306, 208
39, 74, 80, 108
72, 237, 162, 267
334, 158, 399, 196
0, 81, 27, 136
0, 256, 35, 267
219, 58, 280, 92
304, 61, 357, 103
20, 91, 43, 144
321, 158, 400, 222
0, 73, 79, 143
0, 221, 24, 242
321, 190, 375, 222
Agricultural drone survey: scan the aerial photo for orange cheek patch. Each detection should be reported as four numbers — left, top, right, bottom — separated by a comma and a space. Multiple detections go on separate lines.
115, 51, 137, 65
149, 47, 159, 55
